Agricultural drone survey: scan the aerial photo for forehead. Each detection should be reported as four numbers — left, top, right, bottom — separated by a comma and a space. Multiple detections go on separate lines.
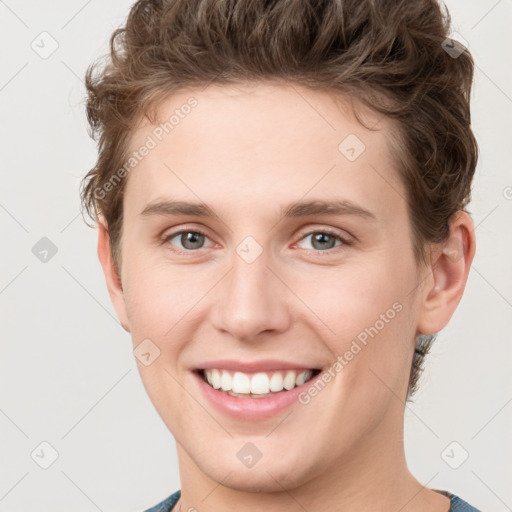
123, 82, 405, 219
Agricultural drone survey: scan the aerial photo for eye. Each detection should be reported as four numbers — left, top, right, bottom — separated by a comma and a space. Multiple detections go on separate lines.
163, 229, 213, 252
161, 227, 351, 254
296, 230, 351, 252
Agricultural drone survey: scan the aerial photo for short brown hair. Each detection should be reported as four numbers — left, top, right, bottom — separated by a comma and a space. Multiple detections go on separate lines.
80, 0, 478, 399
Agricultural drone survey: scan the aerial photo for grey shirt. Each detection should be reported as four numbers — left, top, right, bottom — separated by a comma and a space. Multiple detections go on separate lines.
143, 489, 483, 511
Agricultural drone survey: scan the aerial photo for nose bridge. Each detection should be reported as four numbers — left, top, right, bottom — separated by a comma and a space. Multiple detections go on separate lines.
212, 244, 291, 340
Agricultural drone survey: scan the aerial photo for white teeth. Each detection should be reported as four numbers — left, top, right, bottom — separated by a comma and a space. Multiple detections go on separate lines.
269, 372, 284, 392
220, 370, 232, 391
250, 373, 270, 394
283, 370, 296, 390
295, 372, 306, 386
202, 368, 316, 395
232, 372, 251, 393
210, 369, 221, 389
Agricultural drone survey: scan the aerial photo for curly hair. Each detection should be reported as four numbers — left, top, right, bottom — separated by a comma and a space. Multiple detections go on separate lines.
80, 0, 478, 400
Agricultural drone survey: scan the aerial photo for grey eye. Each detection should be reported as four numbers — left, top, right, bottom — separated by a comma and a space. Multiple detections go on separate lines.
297, 232, 343, 251
167, 231, 208, 250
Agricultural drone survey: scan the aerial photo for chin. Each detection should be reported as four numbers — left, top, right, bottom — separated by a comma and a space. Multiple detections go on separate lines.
199, 454, 313, 493
217, 471, 303, 494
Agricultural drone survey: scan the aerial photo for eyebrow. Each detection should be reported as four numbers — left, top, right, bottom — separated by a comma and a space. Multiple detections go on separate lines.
139, 198, 377, 221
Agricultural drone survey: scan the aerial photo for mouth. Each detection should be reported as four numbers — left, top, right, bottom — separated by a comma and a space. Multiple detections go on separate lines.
195, 367, 322, 399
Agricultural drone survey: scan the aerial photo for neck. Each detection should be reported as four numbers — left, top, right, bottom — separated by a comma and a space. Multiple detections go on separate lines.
174, 403, 450, 512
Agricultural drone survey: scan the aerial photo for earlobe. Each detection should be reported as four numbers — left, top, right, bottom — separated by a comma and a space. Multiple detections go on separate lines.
417, 211, 476, 335
97, 216, 131, 332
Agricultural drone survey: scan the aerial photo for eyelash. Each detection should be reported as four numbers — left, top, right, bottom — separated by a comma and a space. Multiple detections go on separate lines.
161, 226, 352, 255
295, 229, 352, 253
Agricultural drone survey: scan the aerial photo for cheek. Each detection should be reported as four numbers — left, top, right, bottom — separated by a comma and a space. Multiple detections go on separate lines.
291, 259, 416, 380
122, 257, 208, 337
293, 261, 406, 334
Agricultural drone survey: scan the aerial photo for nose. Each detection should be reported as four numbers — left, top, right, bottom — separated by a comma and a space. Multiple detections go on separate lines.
210, 249, 292, 342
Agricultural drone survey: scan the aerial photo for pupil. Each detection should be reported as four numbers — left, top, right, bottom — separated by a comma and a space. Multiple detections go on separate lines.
182, 232, 204, 250
313, 233, 335, 250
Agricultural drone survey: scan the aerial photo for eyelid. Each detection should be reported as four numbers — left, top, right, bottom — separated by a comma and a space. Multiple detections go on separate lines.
161, 224, 354, 254
161, 224, 215, 251
294, 226, 354, 246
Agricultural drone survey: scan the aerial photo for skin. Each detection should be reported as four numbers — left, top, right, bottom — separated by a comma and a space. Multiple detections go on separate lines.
97, 82, 475, 512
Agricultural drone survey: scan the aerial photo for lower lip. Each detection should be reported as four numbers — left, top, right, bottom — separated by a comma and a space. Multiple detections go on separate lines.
193, 371, 320, 420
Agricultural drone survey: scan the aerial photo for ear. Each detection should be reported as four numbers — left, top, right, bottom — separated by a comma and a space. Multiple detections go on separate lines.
97, 216, 131, 332
417, 211, 476, 335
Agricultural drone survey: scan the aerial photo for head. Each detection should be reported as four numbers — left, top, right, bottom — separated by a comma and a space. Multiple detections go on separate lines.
81, 0, 477, 492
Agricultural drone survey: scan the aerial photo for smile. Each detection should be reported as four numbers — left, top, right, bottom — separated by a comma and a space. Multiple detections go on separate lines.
197, 368, 321, 398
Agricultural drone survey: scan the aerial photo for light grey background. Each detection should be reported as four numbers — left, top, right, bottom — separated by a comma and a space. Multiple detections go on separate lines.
1, 1, 511, 511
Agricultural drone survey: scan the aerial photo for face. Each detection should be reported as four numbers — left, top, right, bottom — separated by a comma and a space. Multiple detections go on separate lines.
104, 82, 430, 491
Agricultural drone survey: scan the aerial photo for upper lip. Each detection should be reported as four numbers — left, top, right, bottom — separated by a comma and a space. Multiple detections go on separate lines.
194, 359, 322, 373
